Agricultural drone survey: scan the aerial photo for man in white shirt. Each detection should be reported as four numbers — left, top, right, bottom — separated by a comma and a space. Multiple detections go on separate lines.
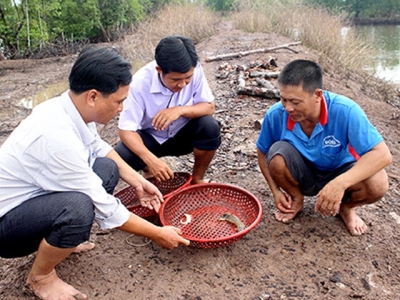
115, 35, 221, 184
0, 46, 189, 300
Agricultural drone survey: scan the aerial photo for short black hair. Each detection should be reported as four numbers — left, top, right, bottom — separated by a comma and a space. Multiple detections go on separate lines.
155, 35, 198, 74
69, 45, 132, 96
278, 59, 323, 94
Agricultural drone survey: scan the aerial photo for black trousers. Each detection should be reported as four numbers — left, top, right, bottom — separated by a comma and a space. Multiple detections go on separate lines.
115, 115, 221, 171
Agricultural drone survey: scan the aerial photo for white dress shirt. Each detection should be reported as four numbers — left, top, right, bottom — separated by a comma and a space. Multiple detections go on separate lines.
0, 91, 130, 229
118, 61, 214, 144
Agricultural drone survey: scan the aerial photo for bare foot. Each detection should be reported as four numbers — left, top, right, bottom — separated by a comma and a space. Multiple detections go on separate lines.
339, 207, 368, 235
274, 200, 303, 223
27, 269, 87, 300
191, 178, 213, 185
191, 180, 206, 185
73, 241, 95, 253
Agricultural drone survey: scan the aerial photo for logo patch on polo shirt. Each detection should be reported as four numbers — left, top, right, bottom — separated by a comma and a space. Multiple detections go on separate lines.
322, 135, 341, 148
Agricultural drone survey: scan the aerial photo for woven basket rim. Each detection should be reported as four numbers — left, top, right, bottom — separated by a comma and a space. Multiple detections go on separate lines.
159, 182, 263, 244
114, 172, 192, 218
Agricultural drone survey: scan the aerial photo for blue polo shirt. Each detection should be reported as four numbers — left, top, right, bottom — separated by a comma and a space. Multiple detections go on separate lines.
256, 91, 383, 171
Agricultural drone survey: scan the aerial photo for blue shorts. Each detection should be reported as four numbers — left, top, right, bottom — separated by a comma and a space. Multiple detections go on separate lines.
266, 141, 355, 197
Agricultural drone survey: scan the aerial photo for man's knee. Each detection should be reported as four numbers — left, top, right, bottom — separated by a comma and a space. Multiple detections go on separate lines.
47, 193, 94, 248
59, 193, 94, 226
196, 116, 221, 137
347, 170, 389, 204
0, 192, 95, 256
366, 170, 389, 200
192, 116, 221, 150
268, 154, 287, 176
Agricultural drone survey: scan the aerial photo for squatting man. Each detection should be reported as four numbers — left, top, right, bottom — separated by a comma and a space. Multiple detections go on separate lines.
256, 59, 392, 235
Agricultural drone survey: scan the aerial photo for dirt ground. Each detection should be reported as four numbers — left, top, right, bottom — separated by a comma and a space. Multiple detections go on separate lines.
1, 21, 400, 300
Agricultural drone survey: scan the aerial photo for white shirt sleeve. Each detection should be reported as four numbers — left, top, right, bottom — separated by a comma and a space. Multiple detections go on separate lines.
192, 63, 214, 104
118, 84, 145, 132
25, 135, 130, 230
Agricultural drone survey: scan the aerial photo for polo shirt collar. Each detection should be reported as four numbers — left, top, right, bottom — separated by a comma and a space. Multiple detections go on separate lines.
61, 91, 96, 146
287, 94, 328, 130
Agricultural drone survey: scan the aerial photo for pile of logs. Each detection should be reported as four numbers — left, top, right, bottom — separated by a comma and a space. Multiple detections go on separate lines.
214, 57, 281, 100
208, 41, 302, 100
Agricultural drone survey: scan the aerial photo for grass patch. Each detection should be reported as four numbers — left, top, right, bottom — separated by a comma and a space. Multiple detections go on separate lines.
231, 0, 374, 74
121, 3, 218, 68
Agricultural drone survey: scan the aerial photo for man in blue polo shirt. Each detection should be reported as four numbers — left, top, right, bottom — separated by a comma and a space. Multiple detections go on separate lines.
115, 35, 221, 185
256, 59, 392, 235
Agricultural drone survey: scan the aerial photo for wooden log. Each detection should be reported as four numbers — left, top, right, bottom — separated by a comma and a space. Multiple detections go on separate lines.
254, 57, 278, 69
237, 86, 280, 99
255, 77, 275, 90
268, 57, 278, 68
249, 71, 280, 78
218, 62, 229, 69
205, 42, 301, 62
215, 71, 230, 79
237, 71, 246, 88
237, 64, 249, 72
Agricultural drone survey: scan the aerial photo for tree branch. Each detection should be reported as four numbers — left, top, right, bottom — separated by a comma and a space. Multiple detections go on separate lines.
205, 42, 301, 62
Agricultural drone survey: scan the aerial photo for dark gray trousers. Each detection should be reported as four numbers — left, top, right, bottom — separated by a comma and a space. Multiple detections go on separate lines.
0, 157, 119, 258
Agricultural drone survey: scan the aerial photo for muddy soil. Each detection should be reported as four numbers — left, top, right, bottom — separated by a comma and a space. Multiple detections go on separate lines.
1, 21, 400, 300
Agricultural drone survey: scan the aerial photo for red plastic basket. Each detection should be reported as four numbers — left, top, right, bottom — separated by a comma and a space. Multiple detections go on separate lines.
114, 172, 192, 218
159, 183, 263, 248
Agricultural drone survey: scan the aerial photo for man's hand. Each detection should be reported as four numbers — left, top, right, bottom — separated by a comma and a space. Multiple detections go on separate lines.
315, 180, 345, 216
154, 226, 190, 249
274, 190, 295, 213
118, 214, 190, 249
134, 179, 164, 213
147, 157, 174, 182
152, 107, 182, 130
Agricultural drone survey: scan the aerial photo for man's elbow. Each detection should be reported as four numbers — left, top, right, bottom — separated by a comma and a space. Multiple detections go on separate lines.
378, 142, 393, 167
384, 150, 393, 167
207, 101, 216, 115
